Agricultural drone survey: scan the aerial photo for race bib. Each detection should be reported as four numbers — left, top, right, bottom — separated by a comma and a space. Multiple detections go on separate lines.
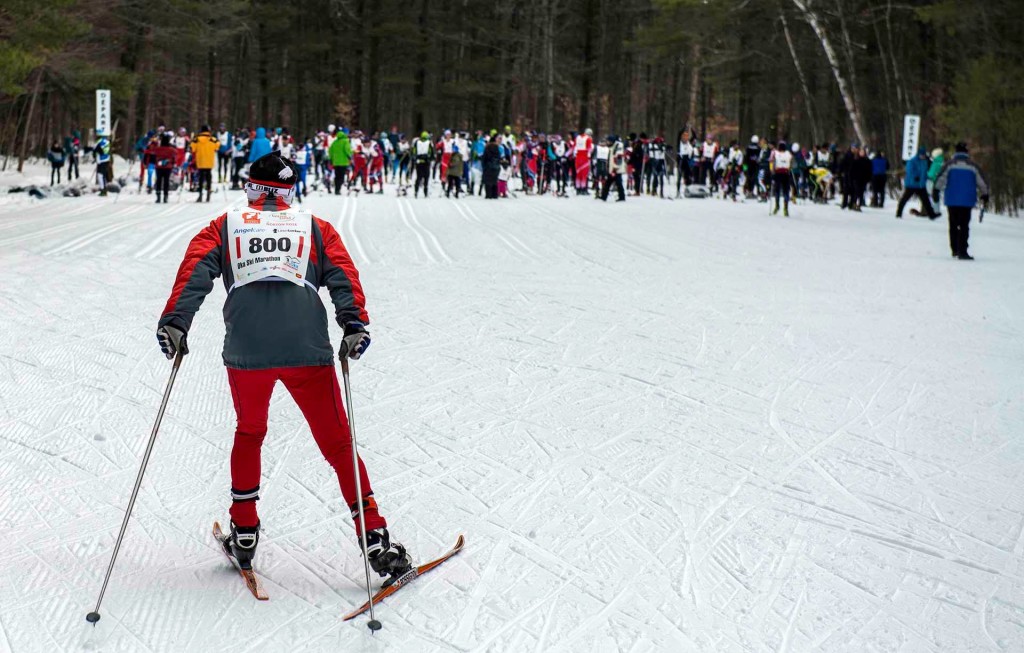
226, 208, 312, 289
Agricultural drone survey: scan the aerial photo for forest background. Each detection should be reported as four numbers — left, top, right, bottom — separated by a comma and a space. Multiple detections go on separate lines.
1, 0, 1021, 211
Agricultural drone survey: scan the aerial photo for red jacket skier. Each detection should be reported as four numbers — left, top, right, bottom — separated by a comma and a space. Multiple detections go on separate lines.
574, 129, 593, 194
156, 152, 412, 582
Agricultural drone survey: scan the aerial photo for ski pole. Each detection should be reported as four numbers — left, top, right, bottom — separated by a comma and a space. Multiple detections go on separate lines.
340, 357, 383, 633
86, 350, 184, 625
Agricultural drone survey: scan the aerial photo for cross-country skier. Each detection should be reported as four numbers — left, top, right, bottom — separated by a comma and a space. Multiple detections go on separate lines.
247, 127, 272, 173
743, 136, 760, 198
231, 128, 249, 190
629, 133, 645, 195
469, 133, 486, 195
191, 125, 220, 202
156, 152, 414, 581
725, 141, 743, 201
549, 134, 567, 196
94, 130, 112, 196
216, 123, 233, 183
646, 137, 667, 197
153, 133, 176, 203
770, 141, 793, 216
328, 129, 352, 195
482, 136, 501, 199
895, 147, 938, 219
575, 128, 593, 195
699, 134, 717, 186
47, 141, 64, 186
65, 130, 81, 180
601, 135, 626, 202
675, 130, 693, 197
294, 137, 312, 200
412, 131, 434, 197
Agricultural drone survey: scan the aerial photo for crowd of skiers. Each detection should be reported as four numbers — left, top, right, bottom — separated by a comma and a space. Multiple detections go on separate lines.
46, 119, 985, 257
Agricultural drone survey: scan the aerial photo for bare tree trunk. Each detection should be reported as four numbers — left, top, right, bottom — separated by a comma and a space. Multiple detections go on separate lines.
579, 0, 596, 131
791, 0, 867, 145
687, 44, 700, 130
207, 48, 215, 123
871, 17, 900, 158
414, 0, 430, 132
780, 10, 821, 144
884, 0, 908, 114
17, 72, 42, 173
541, 0, 555, 131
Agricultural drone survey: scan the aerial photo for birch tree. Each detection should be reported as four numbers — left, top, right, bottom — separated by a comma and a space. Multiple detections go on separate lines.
790, 0, 868, 145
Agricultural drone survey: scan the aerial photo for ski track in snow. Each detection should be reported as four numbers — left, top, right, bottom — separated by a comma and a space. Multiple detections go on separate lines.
1, 180, 1024, 652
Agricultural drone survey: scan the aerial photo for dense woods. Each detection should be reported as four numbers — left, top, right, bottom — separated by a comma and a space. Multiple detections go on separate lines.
1, 0, 1021, 211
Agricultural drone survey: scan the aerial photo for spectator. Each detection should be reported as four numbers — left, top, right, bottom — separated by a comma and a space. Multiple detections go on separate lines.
64, 131, 81, 180
927, 147, 944, 195
191, 125, 220, 202
47, 142, 65, 185
154, 133, 177, 203
934, 142, 988, 260
446, 145, 465, 198
870, 150, 889, 207
851, 146, 873, 212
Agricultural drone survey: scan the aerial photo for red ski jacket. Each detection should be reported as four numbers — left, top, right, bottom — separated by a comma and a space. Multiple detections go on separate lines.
158, 198, 367, 370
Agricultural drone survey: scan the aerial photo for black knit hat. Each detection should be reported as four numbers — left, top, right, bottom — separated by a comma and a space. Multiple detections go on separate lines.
248, 153, 298, 188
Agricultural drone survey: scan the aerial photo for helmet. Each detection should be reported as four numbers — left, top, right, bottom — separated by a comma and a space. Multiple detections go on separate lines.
791, 142, 800, 153
751, 135, 759, 144
585, 128, 593, 136
421, 131, 429, 139
931, 147, 943, 158
327, 124, 336, 133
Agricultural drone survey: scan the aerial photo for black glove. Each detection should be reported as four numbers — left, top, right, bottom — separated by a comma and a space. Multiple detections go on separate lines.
157, 325, 188, 360
981, 194, 989, 203
339, 322, 371, 361
931, 190, 940, 204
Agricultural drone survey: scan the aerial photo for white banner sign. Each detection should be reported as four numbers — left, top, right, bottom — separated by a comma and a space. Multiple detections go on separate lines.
96, 89, 111, 137
901, 114, 920, 161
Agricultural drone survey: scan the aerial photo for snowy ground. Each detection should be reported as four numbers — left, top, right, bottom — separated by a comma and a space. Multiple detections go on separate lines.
1, 177, 1023, 653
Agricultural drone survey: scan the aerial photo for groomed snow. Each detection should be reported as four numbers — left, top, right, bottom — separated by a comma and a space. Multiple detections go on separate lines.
0, 178, 1022, 652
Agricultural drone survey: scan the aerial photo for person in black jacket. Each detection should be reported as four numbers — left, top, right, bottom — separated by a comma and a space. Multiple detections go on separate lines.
851, 148, 873, 212
743, 135, 760, 198
629, 133, 645, 195
482, 137, 501, 199
47, 142, 65, 185
839, 144, 856, 209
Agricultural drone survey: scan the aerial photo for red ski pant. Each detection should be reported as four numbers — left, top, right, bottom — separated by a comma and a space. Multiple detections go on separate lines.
226, 365, 386, 535
575, 156, 590, 189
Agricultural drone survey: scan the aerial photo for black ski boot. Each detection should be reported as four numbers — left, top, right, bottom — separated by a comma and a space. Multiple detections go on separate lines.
363, 528, 412, 587
225, 521, 260, 570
